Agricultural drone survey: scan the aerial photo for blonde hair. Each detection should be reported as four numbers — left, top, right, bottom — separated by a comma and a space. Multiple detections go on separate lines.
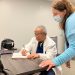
52, 0, 75, 30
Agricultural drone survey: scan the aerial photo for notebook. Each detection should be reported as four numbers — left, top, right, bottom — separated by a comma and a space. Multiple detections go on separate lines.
12, 52, 27, 59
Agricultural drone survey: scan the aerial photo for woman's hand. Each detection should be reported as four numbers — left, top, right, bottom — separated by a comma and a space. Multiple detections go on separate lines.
27, 53, 40, 59
65, 61, 71, 68
39, 60, 55, 71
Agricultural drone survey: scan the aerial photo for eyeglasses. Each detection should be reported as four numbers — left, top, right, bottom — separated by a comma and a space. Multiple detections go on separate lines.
34, 32, 45, 36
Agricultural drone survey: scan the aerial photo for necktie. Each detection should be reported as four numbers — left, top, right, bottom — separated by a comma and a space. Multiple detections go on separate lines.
36, 42, 43, 53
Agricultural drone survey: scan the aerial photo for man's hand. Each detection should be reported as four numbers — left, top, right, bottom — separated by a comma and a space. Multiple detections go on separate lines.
39, 60, 55, 71
20, 50, 28, 56
27, 53, 40, 59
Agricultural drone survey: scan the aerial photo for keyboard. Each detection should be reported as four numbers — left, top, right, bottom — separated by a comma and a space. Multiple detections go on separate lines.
0, 50, 14, 55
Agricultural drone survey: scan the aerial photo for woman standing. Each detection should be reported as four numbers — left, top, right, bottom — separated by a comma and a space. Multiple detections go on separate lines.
39, 0, 75, 72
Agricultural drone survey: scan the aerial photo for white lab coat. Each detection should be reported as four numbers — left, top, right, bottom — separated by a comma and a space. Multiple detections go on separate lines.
24, 36, 62, 75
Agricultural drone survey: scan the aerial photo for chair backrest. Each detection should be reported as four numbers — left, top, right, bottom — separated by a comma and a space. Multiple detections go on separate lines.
50, 36, 58, 48
50, 36, 59, 55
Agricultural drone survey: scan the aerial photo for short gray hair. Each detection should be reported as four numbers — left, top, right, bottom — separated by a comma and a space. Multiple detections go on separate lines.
35, 25, 47, 34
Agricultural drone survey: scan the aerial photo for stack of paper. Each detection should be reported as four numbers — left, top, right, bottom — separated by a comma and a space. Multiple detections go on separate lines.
12, 52, 27, 59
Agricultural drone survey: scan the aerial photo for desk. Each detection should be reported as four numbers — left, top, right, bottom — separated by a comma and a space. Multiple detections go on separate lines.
1, 54, 47, 75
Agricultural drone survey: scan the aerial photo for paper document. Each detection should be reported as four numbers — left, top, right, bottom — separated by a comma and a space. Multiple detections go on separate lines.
12, 52, 27, 59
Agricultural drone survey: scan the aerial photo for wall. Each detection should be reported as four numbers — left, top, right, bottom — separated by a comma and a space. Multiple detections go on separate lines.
0, 0, 65, 53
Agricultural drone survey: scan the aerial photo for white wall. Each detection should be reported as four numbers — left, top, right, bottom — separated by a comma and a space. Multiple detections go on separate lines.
0, 0, 65, 53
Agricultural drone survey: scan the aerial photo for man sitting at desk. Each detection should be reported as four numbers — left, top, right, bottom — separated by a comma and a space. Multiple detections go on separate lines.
20, 25, 62, 75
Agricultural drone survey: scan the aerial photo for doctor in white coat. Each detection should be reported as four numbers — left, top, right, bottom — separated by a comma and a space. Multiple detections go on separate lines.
20, 25, 62, 75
